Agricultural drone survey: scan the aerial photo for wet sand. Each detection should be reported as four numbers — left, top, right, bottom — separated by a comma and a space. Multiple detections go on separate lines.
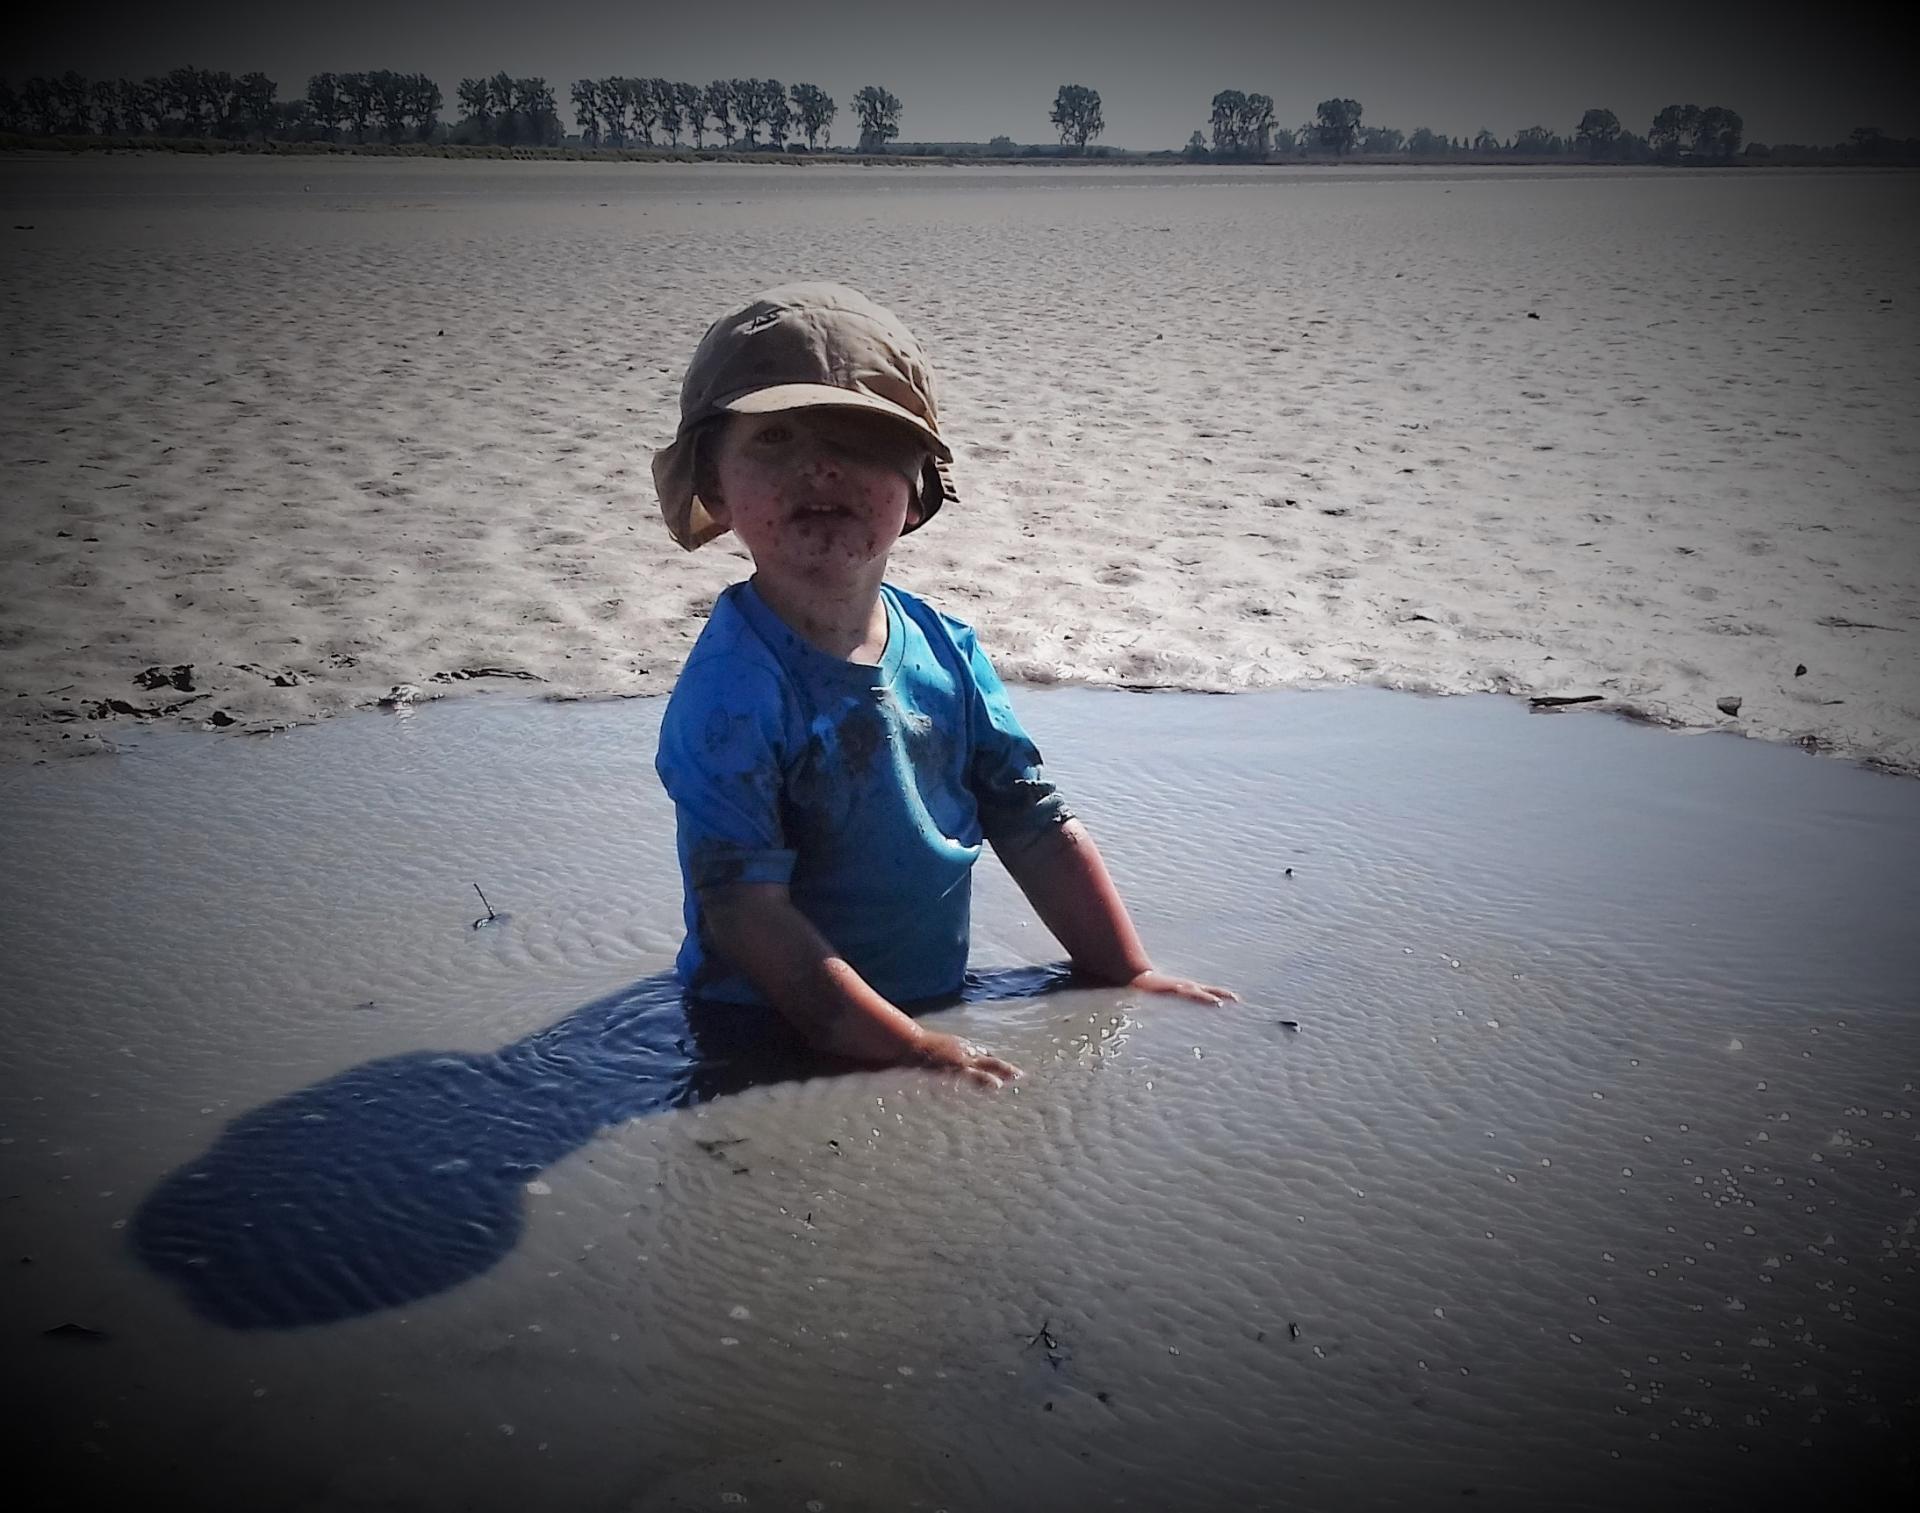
2, 687, 1915, 1509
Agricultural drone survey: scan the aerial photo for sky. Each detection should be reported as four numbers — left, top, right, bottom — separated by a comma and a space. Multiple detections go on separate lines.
16, 1, 1916, 148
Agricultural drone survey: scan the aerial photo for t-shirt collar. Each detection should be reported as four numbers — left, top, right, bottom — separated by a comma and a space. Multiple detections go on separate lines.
737, 578, 903, 689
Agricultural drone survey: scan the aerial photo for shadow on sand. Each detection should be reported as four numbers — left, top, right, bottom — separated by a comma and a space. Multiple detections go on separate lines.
130, 965, 1070, 1331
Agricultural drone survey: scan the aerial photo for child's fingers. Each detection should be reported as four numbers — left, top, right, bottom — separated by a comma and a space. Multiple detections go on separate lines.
1175, 979, 1236, 1005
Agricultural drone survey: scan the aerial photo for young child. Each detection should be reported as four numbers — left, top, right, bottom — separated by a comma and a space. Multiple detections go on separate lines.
652, 283, 1232, 1089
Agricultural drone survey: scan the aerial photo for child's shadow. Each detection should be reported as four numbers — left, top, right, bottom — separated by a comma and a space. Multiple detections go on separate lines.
130, 965, 1068, 1331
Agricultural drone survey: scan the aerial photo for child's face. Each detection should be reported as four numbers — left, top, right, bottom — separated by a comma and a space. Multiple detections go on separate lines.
705, 409, 927, 579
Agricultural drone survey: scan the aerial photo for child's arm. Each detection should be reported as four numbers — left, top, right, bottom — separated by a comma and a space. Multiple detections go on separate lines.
700, 882, 1021, 1088
993, 818, 1236, 1004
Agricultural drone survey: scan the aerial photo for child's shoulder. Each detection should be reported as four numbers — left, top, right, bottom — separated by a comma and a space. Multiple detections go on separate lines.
665, 585, 789, 710
886, 581, 983, 654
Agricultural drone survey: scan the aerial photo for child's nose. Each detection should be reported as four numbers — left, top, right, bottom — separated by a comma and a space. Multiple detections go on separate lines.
796, 434, 851, 476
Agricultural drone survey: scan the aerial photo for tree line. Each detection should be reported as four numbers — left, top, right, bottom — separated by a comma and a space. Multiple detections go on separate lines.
1181, 94, 1753, 162
0, 66, 904, 154
1, 67, 1906, 166
0, 66, 443, 143
498, 78, 895, 153
510, 78, 843, 150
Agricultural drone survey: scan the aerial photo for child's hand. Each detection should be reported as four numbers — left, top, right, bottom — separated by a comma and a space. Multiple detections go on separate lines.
1126, 969, 1238, 1007
911, 1029, 1022, 1090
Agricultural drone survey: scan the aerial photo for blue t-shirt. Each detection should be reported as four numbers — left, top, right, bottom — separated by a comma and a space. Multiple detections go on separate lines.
655, 580, 1071, 1006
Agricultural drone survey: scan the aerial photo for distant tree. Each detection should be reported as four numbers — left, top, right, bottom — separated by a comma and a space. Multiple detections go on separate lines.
1050, 83, 1105, 150
201, 71, 246, 139
570, 79, 602, 146
179, 66, 218, 135
127, 78, 166, 133
19, 77, 57, 135
655, 81, 685, 146
683, 82, 708, 147
601, 79, 623, 144
488, 72, 517, 143
1575, 107, 1621, 156
705, 80, 736, 146
271, 99, 315, 140
1359, 125, 1404, 153
87, 78, 123, 134
1243, 93, 1275, 154
732, 78, 768, 145
0, 80, 20, 133
1209, 90, 1247, 154
632, 78, 666, 145
307, 74, 344, 140
1694, 105, 1742, 159
621, 77, 648, 146
676, 82, 706, 146
789, 83, 835, 149
455, 77, 491, 139
762, 80, 792, 148
367, 71, 412, 144
1185, 128, 1210, 160
605, 80, 628, 145
387, 72, 417, 142
235, 71, 277, 139
1513, 124, 1554, 154
1472, 128, 1500, 153
113, 78, 149, 134
1314, 97, 1363, 155
410, 74, 442, 141
852, 85, 901, 151
1269, 124, 1297, 153
652, 80, 683, 145
1407, 126, 1448, 155
1849, 125, 1888, 158
519, 78, 561, 146
338, 73, 374, 143
1649, 103, 1699, 159
49, 70, 91, 134
603, 79, 632, 146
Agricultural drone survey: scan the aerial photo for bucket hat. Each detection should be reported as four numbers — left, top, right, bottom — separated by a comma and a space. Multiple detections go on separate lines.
651, 283, 958, 550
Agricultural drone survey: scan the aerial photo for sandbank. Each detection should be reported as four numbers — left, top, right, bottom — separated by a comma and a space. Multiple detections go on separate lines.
2, 156, 1916, 772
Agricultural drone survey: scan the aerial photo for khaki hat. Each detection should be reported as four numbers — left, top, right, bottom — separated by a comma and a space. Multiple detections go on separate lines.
651, 282, 958, 550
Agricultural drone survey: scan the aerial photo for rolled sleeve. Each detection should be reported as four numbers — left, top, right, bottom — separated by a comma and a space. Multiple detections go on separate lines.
960, 630, 1073, 847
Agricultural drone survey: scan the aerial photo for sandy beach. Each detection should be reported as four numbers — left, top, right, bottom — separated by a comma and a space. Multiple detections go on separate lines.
3, 155, 1917, 772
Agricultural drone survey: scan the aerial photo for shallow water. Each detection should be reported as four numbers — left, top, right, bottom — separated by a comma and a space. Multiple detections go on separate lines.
2, 687, 1916, 1510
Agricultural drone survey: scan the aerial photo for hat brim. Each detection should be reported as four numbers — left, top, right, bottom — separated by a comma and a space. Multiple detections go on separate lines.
653, 388, 955, 552
719, 384, 953, 464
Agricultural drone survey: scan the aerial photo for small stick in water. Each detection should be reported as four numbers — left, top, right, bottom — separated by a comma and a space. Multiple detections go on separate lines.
471, 883, 503, 930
